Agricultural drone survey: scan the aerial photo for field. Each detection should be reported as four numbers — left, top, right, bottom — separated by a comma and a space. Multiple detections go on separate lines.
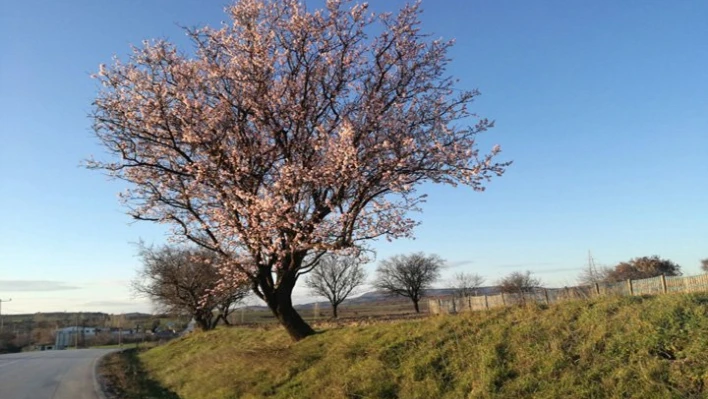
101, 293, 708, 399
233, 297, 428, 325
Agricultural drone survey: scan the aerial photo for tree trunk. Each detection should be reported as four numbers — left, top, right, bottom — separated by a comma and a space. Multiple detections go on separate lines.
195, 315, 211, 331
259, 266, 315, 341
412, 298, 420, 313
216, 304, 232, 326
212, 314, 229, 328
270, 298, 315, 341
332, 303, 338, 319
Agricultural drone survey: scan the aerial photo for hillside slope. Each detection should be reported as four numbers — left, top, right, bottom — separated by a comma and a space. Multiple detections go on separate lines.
140, 294, 708, 399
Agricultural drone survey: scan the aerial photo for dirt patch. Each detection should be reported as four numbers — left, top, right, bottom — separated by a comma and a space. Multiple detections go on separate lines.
97, 348, 180, 399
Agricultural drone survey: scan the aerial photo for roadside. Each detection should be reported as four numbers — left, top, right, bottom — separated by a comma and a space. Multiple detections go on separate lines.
97, 348, 180, 399
121, 294, 708, 398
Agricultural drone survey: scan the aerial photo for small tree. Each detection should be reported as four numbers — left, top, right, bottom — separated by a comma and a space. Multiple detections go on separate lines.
305, 254, 367, 318
132, 244, 250, 331
498, 271, 541, 297
451, 272, 485, 298
701, 259, 708, 274
374, 253, 443, 313
577, 263, 610, 286
604, 255, 681, 282
0, 332, 21, 354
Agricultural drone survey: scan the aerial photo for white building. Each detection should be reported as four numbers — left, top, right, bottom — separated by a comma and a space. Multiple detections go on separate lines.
55, 326, 98, 349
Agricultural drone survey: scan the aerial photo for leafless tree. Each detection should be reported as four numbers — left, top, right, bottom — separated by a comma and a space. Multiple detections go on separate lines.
305, 255, 367, 318
498, 271, 542, 296
132, 244, 250, 331
374, 253, 443, 313
604, 255, 681, 282
451, 272, 485, 298
577, 263, 610, 286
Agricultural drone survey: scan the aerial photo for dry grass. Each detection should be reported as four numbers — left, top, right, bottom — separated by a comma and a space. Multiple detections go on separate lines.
98, 348, 180, 399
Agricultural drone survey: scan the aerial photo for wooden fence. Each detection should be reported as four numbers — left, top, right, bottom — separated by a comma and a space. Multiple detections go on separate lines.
428, 273, 708, 315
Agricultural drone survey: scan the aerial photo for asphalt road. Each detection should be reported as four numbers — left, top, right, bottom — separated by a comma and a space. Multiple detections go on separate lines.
0, 349, 115, 399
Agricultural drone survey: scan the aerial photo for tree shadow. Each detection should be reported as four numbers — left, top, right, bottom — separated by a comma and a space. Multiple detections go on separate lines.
100, 348, 181, 399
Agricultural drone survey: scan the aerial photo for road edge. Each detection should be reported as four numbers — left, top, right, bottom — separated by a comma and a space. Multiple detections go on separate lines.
92, 349, 121, 399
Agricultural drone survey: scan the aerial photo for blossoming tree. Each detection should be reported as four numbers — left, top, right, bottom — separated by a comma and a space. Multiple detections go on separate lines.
90, 0, 510, 340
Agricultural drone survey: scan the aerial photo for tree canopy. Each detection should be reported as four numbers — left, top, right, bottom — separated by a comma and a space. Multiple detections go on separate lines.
604, 255, 681, 282
89, 0, 508, 340
305, 254, 367, 318
450, 272, 485, 298
132, 244, 250, 331
374, 252, 443, 313
498, 271, 542, 295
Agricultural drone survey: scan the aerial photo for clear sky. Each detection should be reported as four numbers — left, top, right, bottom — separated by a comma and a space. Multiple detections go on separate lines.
1, 1, 706, 314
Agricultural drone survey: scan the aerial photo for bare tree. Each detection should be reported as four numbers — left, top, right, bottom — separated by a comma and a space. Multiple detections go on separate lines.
451, 272, 485, 298
132, 244, 250, 331
305, 255, 367, 318
577, 257, 610, 286
374, 253, 443, 313
701, 258, 708, 274
89, 0, 509, 340
604, 255, 681, 282
498, 271, 542, 296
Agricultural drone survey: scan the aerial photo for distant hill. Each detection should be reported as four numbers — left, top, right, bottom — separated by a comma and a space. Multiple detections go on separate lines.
4, 312, 155, 321
123, 312, 153, 319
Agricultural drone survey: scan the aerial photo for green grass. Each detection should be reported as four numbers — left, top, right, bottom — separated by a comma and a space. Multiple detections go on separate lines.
133, 294, 708, 398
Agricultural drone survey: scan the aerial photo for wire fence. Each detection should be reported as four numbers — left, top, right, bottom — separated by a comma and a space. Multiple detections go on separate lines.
428, 273, 708, 315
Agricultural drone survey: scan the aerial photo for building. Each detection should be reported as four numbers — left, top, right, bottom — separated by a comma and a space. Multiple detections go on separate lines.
54, 326, 98, 349
54, 326, 141, 349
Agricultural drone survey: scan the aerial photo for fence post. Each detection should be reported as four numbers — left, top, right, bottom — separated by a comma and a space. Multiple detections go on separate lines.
544, 289, 550, 305
452, 298, 457, 314
627, 279, 633, 296
501, 293, 506, 306
661, 274, 667, 294
594, 282, 600, 296
468, 296, 472, 311
484, 295, 489, 310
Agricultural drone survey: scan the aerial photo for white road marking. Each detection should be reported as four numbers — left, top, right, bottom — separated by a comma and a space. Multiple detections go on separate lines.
0, 360, 21, 368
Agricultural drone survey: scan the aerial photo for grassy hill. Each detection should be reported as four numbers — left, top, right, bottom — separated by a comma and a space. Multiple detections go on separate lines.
124, 293, 708, 398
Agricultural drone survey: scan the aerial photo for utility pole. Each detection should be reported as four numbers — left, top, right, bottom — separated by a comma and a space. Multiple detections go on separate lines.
118, 314, 123, 348
75, 312, 79, 349
0, 298, 12, 333
587, 251, 600, 283
588, 251, 595, 271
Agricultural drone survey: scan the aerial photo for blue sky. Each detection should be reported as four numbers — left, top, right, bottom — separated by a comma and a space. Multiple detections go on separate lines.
1, 1, 706, 314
